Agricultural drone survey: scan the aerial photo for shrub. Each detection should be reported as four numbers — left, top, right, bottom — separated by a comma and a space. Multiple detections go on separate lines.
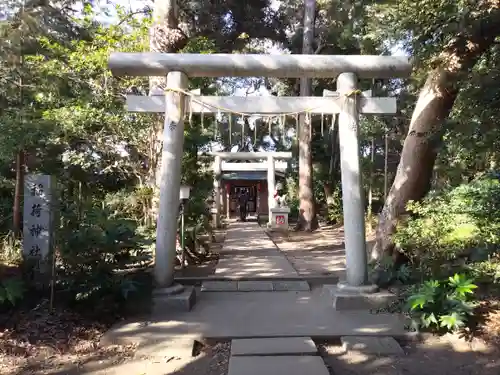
326, 188, 343, 224
57, 196, 153, 306
0, 277, 24, 306
288, 196, 300, 220
466, 258, 500, 284
407, 273, 477, 332
394, 177, 500, 278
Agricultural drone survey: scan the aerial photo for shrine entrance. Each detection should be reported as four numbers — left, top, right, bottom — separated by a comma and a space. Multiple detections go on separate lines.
228, 185, 257, 217
108, 52, 411, 293
209, 151, 291, 225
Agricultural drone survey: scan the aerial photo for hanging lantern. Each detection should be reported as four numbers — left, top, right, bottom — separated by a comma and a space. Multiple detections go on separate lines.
225, 183, 230, 192
257, 182, 261, 192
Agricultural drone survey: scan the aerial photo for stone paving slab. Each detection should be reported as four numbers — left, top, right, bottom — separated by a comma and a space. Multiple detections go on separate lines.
228, 356, 330, 375
201, 280, 311, 292
201, 280, 238, 292
273, 280, 310, 291
102, 289, 407, 346
341, 336, 404, 355
215, 255, 298, 278
238, 280, 274, 291
231, 337, 317, 356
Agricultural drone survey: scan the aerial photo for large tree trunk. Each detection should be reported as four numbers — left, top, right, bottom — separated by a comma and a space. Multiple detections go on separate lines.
148, 0, 188, 223
371, 8, 500, 263
296, 0, 318, 231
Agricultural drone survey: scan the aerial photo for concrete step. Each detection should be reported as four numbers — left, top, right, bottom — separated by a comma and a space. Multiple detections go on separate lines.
228, 356, 329, 375
201, 280, 310, 292
175, 275, 341, 285
231, 337, 317, 356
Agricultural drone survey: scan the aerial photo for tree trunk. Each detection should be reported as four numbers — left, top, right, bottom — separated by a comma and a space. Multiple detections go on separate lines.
148, 0, 188, 223
296, 0, 318, 231
13, 150, 25, 237
371, 10, 500, 263
367, 138, 374, 232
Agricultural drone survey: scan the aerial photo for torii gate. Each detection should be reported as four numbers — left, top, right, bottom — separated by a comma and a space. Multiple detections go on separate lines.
108, 53, 411, 297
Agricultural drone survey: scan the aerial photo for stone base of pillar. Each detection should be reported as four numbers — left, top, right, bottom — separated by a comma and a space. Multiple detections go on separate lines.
210, 208, 221, 229
322, 282, 396, 311
152, 284, 196, 314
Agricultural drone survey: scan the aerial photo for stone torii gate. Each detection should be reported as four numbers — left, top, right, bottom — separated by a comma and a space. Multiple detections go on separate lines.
108, 52, 411, 306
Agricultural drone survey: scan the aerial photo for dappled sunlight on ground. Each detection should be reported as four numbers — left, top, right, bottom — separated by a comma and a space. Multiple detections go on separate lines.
214, 221, 299, 277
268, 225, 376, 278
319, 335, 500, 375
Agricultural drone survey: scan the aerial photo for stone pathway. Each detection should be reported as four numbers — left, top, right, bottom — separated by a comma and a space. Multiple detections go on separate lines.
100, 220, 408, 375
212, 221, 298, 278
103, 288, 407, 343
228, 337, 330, 375
201, 280, 310, 292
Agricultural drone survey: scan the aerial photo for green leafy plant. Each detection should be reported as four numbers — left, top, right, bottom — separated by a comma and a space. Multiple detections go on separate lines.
407, 273, 477, 332
0, 277, 25, 306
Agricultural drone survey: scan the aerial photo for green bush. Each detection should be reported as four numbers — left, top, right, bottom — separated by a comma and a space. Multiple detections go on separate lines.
288, 196, 300, 220
369, 255, 413, 286
394, 177, 500, 278
407, 273, 477, 332
57, 195, 153, 306
0, 277, 24, 306
466, 258, 500, 284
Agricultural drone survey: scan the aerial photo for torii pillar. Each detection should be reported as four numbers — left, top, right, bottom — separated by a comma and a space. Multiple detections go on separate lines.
336, 73, 371, 288
154, 71, 188, 291
213, 155, 222, 228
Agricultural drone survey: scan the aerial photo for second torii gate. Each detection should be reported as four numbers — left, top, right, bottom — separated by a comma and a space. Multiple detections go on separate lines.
108, 52, 411, 301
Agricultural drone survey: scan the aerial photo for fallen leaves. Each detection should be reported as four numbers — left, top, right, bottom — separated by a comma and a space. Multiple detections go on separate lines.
0, 298, 135, 374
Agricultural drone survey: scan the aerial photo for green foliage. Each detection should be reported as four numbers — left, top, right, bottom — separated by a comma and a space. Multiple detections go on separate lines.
0, 4, 227, 311
466, 258, 500, 284
0, 277, 24, 306
369, 255, 413, 286
394, 177, 500, 278
407, 274, 477, 332
0, 233, 23, 265
326, 188, 343, 224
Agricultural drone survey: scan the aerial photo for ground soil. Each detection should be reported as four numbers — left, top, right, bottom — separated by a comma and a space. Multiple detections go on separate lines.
0, 292, 230, 375
267, 224, 375, 277
319, 336, 500, 375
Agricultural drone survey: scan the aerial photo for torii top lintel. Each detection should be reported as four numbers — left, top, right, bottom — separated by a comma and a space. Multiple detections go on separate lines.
108, 53, 411, 79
